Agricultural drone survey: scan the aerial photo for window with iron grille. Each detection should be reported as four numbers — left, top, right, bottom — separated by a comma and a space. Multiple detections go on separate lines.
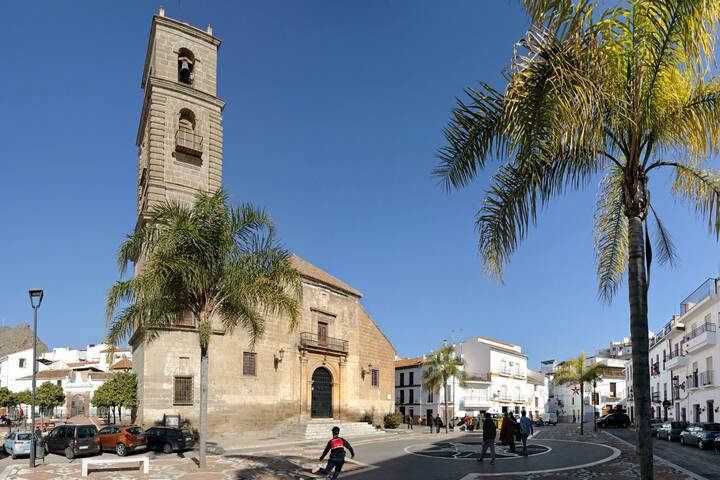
243, 352, 257, 376
174, 376, 193, 405
371, 369, 379, 387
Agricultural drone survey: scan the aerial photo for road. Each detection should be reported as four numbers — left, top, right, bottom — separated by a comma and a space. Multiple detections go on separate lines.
607, 427, 720, 479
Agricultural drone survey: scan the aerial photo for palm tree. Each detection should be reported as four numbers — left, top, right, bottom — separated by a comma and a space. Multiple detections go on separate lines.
422, 344, 468, 433
435, 2, 720, 478
105, 189, 301, 468
552, 352, 602, 435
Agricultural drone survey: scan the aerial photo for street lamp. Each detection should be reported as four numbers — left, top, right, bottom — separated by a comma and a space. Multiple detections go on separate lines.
593, 380, 597, 432
28, 289, 43, 468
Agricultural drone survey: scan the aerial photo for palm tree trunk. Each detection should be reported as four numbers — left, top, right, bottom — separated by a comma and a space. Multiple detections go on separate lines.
580, 384, 584, 436
199, 344, 209, 469
443, 380, 449, 434
628, 216, 653, 479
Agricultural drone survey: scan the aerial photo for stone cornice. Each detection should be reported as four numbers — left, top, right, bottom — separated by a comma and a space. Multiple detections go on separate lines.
142, 15, 221, 89
136, 77, 226, 146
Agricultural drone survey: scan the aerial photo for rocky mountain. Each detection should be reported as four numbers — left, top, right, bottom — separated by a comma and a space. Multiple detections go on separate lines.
0, 323, 48, 358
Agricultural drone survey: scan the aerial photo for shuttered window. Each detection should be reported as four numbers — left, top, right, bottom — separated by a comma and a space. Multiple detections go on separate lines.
174, 376, 193, 405
371, 369, 379, 387
243, 352, 257, 376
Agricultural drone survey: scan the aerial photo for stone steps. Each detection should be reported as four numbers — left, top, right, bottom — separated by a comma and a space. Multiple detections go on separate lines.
282, 421, 385, 440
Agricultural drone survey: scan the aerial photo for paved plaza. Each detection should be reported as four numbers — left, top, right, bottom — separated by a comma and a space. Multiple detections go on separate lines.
0, 424, 704, 479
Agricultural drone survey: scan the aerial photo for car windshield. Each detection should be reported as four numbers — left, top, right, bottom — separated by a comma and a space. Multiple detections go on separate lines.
127, 427, 143, 435
704, 423, 720, 431
16, 433, 32, 440
77, 426, 98, 438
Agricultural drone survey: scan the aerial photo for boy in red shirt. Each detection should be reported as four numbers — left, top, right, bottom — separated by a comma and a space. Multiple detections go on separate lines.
315, 426, 354, 479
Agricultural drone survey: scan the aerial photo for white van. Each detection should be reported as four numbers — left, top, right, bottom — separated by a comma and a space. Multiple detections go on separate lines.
545, 412, 558, 425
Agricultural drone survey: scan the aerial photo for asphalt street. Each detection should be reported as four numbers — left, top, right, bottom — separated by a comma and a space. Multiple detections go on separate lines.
606, 427, 720, 480
344, 432, 618, 480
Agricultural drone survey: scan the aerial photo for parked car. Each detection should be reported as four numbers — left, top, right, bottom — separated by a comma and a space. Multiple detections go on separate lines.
44, 424, 100, 459
657, 421, 688, 441
597, 413, 631, 428
649, 419, 663, 435
98, 425, 147, 456
145, 427, 195, 454
544, 412, 558, 426
3, 432, 35, 459
680, 423, 720, 449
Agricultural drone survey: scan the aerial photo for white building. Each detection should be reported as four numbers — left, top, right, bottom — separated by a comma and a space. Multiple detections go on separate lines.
642, 278, 720, 424
0, 348, 35, 392
548, 355, 626, 423
395, 336, 549, 423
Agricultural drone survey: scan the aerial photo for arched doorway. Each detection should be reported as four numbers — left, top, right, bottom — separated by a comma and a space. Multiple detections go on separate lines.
311, 367, 333, 418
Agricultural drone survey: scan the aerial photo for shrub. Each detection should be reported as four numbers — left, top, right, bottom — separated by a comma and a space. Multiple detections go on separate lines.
383, 412, 404, 429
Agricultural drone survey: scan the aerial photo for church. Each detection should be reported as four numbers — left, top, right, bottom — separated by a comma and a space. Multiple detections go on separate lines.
130, 10, 396, 438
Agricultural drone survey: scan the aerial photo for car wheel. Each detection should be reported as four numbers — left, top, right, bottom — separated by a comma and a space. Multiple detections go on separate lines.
115, 443, 127, 457
11, 452, 16, 460
668, 434, 672, 442
65, 447, 74, 460
44, 445, 48, 456
699, 439, 704, 450
162, 443, 173, 454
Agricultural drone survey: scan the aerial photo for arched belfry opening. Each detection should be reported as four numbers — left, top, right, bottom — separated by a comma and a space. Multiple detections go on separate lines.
178, 48, 195, 85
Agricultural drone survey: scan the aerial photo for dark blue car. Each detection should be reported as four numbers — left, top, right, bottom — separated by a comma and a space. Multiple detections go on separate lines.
680, 423, 720, 449
144, 427, 195, 454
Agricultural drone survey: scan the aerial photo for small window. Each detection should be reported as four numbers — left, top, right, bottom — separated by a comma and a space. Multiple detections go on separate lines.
243, 352, 257, 376
56, 380, 62, 387
409, 372, 414, 385
371, 369, 379, 387
174, 376, 193, 405
18, 358, 26, 368
399, 372, 404, 386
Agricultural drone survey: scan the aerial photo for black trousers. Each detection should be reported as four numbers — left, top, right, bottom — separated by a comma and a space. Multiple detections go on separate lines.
320, 458, 345, 479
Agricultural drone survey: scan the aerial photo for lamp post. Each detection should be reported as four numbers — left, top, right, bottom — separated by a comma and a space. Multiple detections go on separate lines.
593, 380, 597, 432
28, 289, 43, 468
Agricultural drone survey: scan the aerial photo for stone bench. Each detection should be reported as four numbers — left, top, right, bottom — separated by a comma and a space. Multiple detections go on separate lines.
81, 456, 149, 477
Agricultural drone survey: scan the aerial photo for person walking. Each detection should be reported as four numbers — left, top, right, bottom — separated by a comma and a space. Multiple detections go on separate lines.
499, 412, 517, 453
519, 411, 534, 456
477, 412, 497, 465
427, 413, 433, 434
406, 414, 413, 430
434, 414, 443, 434
315, 426, 355, 480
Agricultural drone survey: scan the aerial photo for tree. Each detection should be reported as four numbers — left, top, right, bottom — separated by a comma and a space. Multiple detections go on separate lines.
552, 352, 602, 435
110, 372, 137, 423
106, 189, 301, 468
91, 383, 114, 424
422, 344, 467, 433
435, 2, 720, 477
36, 381, 65, 418
13, 390, 31, 407
0, 387, 14, 409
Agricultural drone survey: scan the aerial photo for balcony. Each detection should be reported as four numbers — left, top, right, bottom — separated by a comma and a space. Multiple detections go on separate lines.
512, 369, 527, 379
497, 393, 513, 403
298, 332, 348, 356
463, 396, 492, 408
700, 370, 714, 387
687, 373, 700, 389
665, 351, 687, 370
651, 391, 660, 403
684, 323, 717, 353
497, 367, 512, 376
175, 129, 204, 156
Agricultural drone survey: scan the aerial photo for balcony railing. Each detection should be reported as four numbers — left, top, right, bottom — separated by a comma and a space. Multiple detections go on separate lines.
651, 391, 660, 402
687, 373, 700, 389
666, 351, 687, 369
700, 370, 714, 387
684, 322, 716, 342
497, 367, 512, 376
299, 332, 348, 355
175, 129, 204, 156
513, 369, 527, 378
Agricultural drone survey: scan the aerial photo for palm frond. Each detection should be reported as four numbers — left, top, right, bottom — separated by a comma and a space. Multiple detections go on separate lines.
649, 205, 677, 267
594, 167, 628, 302
672, 163, 720, 238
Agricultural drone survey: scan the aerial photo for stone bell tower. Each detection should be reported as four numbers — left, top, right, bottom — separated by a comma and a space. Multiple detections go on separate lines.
132, 9, 225, 426
135, 7, 225, 226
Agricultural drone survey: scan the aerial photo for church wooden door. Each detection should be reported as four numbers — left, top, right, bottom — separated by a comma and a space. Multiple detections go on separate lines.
311, 367, 332, 418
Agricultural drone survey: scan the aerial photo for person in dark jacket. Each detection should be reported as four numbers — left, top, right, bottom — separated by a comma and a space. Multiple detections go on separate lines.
316, 426, 355, 479
477, 412, 497, 464
498, 412, 517, 453
406, 414, 413, 430
434, 414, 443, 433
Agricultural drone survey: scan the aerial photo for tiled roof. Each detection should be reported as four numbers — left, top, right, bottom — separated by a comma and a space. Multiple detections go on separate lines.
466, 374, 491, 382
18, 369, 70, 380
111, 358, 133, 370
290, 256, 362, 298
395, 357, 423, 369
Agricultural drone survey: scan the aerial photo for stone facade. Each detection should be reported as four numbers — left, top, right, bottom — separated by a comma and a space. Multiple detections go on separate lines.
131, 12, 396, 438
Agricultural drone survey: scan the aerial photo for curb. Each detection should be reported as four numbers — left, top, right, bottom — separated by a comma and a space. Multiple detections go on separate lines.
603, 430, 709, 480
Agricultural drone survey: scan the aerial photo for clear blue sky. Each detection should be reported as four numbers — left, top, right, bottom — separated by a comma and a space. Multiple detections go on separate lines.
2, 1, 719, 368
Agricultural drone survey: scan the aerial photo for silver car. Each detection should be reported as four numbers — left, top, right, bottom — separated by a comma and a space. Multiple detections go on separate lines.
4, 432, 33, 459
